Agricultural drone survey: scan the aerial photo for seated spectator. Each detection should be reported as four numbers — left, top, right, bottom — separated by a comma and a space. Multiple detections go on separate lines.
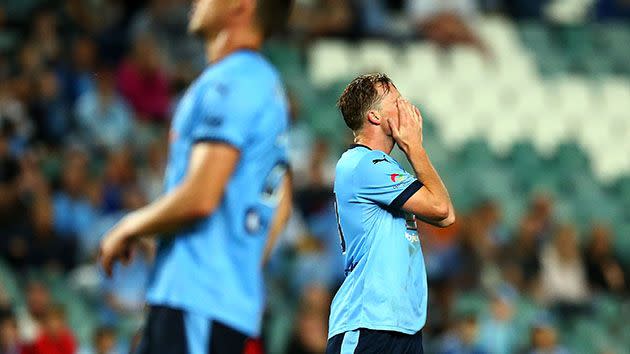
30, 305, 76, 354
79, 326, 118, 354
585, 223, 626, 294
58, 36, 97, 106
137, 137, 166, 203
504, 216, 542, 293
478, 290, 518, 354
523, 194, 556, 246
129, 0, 203, 85
527, 319, 569, 354
117, 33, 171, 123
27, 8, 61, 65
30, 70, 70, 146
75, 63, 133, 152
52, 150, 97, 245
289, 0, 353, 38
16, 281, 51, 345
407, 0, 485, 50
0, 79, 32, 154
0, 311, 25, 354
285, 284, 331, 354
540, 224, 590, 313
0, 123, 26, 266
101, 149, 136, 214
439, 316, 487, 354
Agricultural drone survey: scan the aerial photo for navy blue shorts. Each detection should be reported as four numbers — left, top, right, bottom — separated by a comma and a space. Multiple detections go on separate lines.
326, 329, 424, 354
134, 305, 263, 354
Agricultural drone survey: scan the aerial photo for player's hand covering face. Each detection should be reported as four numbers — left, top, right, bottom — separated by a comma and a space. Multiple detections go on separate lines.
391, 98, 423, 155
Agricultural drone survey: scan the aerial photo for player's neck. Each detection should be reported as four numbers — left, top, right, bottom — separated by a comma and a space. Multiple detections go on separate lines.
206, 27, 263, 64
354, 133, 395, 154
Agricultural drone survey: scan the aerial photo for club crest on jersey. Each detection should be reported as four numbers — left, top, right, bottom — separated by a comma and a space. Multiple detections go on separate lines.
245, 208, 262, 234
390, 173, 406, 182
405, 231, 420, 243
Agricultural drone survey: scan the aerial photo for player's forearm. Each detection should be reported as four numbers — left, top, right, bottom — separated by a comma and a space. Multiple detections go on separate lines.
118, 182, 216, 240
407, 147, 454, 221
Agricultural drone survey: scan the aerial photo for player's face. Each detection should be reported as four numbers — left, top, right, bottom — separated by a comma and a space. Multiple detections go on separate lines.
188, 0, 231, 36
374, 83, 401, 137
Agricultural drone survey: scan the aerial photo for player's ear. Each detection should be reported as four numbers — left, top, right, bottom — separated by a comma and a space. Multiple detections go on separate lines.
367, 111, 381, 126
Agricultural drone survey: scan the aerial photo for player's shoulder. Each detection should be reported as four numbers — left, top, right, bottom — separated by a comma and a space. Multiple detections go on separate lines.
220, 51, 279, 86
197, 51, 282, 103
355, 149, 399, 173
335, 147, 393, 182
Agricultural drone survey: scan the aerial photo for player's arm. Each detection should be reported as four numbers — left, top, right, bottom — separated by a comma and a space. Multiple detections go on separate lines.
392, 99, 455, 228
402, 149, 455, 227
99, 142, 239, 276
262, 173, 292, 265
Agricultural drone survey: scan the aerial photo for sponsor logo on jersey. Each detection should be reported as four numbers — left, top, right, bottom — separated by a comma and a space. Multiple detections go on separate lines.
390, 173, 406, 182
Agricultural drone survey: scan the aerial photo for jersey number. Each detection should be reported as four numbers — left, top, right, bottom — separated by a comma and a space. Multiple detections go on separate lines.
333, 192, 346, 254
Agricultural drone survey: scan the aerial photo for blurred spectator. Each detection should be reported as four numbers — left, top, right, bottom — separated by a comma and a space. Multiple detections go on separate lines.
478, 291, 518, 354
505, 215, 542, 293
129, 0, 203, 86
30, 70, 70, 146
420, 221, 460, 334
523, 194, 556, 245
0, 79, 32, 153
540, 225, 590, 312
79, 326, 117, 354
407, 0, 485, 50
585, 223, 626, 294
51, 149, 97, 260
1, 148, 31, 271
0, 311, 25, 354
290, 0, 353, 38
352, 0, 392, 38
16, 281, 51, 344
58, 36, 97, 107
439, 316, 487, 354
285, 285, 330, 354
30, 304, 76, 354
117, 33, 171, 123
137, 138, 166, 202
101, 149, 136, 213
28, 8, 61, 65
528, 320, 569, 354
75, 63, 133, 152
454, 214, 484, 291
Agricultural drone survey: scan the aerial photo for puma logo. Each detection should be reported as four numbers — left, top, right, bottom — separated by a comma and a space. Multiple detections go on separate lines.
372, 157, 388, 164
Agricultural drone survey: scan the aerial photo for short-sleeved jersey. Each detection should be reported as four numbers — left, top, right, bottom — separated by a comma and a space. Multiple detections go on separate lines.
328, 144, 428, 338
145, 50, 289, 337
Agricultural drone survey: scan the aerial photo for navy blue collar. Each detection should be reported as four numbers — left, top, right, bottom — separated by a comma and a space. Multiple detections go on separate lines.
349, 144, 372, 150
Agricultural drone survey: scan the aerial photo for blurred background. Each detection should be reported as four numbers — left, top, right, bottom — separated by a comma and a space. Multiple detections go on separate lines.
0, 0, 629, 353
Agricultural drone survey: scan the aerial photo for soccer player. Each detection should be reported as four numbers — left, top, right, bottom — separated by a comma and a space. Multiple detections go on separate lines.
98, 0, 293, 353
326, 74, 455, 354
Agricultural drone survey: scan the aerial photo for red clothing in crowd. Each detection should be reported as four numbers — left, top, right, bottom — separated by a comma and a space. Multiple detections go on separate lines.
27, 329, 76, 354
117, 60, 171, 122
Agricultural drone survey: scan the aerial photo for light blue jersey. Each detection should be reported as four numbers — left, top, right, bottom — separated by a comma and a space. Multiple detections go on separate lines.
329, 144, 428, 338
145, 50, 289, 337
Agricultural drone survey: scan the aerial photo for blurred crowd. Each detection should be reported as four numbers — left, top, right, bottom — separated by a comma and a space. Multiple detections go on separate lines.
1, 0, 629, 354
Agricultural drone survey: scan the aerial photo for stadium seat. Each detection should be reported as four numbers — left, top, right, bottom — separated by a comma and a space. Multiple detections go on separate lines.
309, 40, 354, 87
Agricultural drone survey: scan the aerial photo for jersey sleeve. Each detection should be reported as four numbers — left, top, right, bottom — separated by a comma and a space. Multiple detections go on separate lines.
355, 153, 423, 210
190, 79, 256, 149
